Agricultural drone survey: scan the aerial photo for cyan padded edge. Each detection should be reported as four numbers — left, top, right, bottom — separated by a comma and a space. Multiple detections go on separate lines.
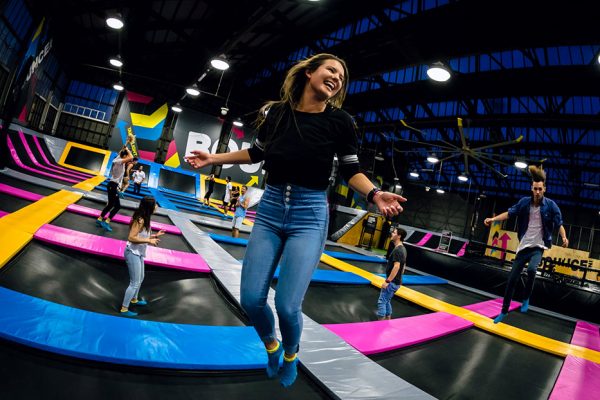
0, 286, 265, 369
274, 267, 370, 284
324, 250, 386, 263
174, 202, 230, 218
376, 273, 448, 285
209, 232, 248, 246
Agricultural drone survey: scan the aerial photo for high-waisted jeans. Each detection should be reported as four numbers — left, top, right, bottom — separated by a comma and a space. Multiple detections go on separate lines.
122, 247, 145, 307
240, 184, 328, 355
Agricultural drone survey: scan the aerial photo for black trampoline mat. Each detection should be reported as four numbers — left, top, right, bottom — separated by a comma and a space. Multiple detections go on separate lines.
195, 222, 250, 239
74, 198, 174, 225
371, 328, 563, 400
0, 192, 33, 213
0, 339, 331, 400
410, 284, 489, 306
0, 241, 243, 326
0, 174, 57, 196
303, 284, 431, 323
490, 310, 575, 343
50, 211, 193, 252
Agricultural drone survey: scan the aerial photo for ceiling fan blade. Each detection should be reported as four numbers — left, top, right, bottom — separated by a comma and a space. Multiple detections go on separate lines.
475, 152, 514, 168
471, 156, 508, 178
472, 135, 524, 151
463, 153, 469, 173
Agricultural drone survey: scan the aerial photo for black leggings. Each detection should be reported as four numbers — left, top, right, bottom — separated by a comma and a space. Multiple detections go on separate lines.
101, 181, 121, 219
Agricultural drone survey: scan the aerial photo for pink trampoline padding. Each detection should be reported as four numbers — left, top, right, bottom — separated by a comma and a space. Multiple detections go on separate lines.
30, 134, 92, 179
34, 224, 209, 273
416, 233, 432, 246
324, 312, 473, 355
549, 355, 600, 400
0, 210, 8, 217
66, 204, 181, 235
463, 298, 521, 318
0, 183, 44, 201
7, 136, 80, 184
570, 321, 600, 352
456, 241, 468, 257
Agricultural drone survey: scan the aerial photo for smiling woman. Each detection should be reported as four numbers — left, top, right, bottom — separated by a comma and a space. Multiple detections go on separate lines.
184, 53, 407, 387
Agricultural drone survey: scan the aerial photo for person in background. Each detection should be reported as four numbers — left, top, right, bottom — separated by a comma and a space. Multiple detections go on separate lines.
377, 226, 407, 320
484, 165, 568, 324
223, 176, 232, 213
229, 185, 240, 212
185, 53, 406, 387
132, 165, 146, 195
203, 173, 215, 206
119, 196, 165, 316
97, 146, 133, 232
232, 186, 249, 238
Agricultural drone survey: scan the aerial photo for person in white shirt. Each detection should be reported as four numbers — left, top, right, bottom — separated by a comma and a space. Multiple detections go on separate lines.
132, 165, 146, 195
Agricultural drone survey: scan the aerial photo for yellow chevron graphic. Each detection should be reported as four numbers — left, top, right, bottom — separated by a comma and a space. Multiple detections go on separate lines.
130, 103, 168, 128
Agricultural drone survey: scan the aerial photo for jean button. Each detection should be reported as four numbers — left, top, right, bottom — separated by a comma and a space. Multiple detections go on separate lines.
285, 198, 290, 202
285, 191, 290, 196
286, 185, 291, 190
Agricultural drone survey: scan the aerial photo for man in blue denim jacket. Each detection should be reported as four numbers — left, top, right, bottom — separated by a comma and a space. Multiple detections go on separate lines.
484, 166, 568, 324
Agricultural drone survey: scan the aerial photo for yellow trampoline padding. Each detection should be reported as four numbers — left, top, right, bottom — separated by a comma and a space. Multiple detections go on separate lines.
320, 253, 600, 364
0, 190, 82, 234
0, 228, 33, 269
73, 175, 107, 191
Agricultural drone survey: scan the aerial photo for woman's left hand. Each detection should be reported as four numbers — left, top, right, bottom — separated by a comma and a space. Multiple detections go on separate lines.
373, 191, 406, 217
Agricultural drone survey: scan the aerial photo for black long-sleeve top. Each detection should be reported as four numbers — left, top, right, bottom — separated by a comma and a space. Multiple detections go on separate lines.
247, 104, 361, 190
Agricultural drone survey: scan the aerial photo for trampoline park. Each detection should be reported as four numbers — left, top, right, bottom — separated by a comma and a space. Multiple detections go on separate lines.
0, 1, 599, 400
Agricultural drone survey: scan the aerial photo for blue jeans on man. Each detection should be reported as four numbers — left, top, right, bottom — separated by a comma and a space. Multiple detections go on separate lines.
501, 246, 544, 314
377, 282, 400, 318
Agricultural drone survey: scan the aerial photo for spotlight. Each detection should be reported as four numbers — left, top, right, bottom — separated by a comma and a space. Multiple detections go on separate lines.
106, 13, 124, 30
210, 55, 230, 71
436, 188, 445, 194
374, 152, 384, 161
109, 55, 123, 68
220, 107, 229, 116
425, 186, 430, 192
514, 161, 528, 169
171, 103, 182, 113
426, 62, 451, 82
409, 171, 419, 178
113, 81, 124, 91
233, 118, 243, 127
458, 173, 469, 182
186, 85, 200, 96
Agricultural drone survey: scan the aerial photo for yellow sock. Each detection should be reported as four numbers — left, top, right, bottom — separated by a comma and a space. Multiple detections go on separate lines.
131, 299, 138, 304
105, 218, 111, 223
266, 341, 280, 354
284, 353, 297, 362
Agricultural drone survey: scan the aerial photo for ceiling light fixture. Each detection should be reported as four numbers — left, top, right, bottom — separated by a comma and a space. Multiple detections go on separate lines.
210, 55, 230, 71
233, 118, 244, 127
458, 173, 469, 182
514, 161, 528, 169
426, 154, 439, 163
409, 171, 419, 178
109, 56, 123, 68
374, 152, 384, 161
426, 62, 451, 82
113, 81, 124, 91
436, 188, 445, 194
106, 14, 124, 30
171, 103, 182, 113
186, 84, 200, 96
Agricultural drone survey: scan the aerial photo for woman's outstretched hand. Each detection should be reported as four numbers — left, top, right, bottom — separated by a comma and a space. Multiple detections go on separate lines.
184, 150, 212, 169
373, 192, 406, 218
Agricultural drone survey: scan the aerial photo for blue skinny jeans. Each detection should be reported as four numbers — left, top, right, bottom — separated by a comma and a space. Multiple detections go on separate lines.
122, 247, 145, 308
240, 184, 328, 355
377, 282, 400, 317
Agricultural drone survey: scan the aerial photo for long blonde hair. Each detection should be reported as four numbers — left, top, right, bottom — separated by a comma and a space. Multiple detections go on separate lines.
257, 53, 349, 127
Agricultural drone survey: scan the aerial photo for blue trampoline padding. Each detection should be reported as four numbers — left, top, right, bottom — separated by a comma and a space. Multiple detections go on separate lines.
149, 188, 178, 211
0, 287, 266, 370
375, 274, 447, 285
273, 267, 370, 284
323, 250, 386, 263
209, 233, 248, 246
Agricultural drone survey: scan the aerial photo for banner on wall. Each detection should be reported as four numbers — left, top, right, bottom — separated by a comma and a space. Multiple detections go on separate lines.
486, 228, 600, 282
108, 91, 168, 162
172, 107, 264, 187
14, 18, 53, 123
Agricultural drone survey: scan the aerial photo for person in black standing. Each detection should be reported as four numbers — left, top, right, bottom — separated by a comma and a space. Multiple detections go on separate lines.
377, 226, 407, 320
203, 174, 215, 206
